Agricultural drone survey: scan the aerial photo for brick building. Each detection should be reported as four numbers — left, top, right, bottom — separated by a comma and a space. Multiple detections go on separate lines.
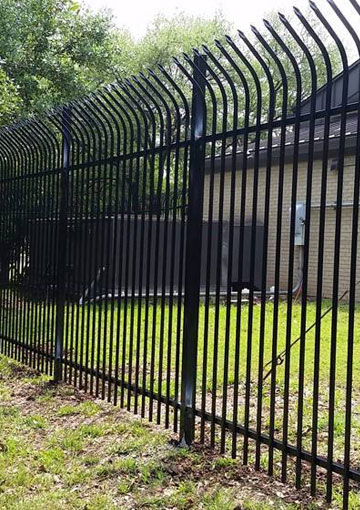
202, 60, 360, 299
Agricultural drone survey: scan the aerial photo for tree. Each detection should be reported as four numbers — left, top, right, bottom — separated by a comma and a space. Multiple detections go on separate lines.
0, 68, 22, 125
0, 0, 134, 121
0, 1, 230, 125
130, 12, 231, 72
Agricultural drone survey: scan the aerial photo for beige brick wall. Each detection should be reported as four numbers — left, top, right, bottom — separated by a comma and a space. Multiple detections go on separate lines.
203, 154, 360, 299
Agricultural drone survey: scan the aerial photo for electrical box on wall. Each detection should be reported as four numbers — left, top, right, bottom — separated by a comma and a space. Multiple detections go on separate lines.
289, 202, 306, 246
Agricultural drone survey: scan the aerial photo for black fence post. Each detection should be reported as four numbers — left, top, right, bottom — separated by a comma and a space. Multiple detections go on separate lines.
54, 107, 71, 382
180, 53, 206, 446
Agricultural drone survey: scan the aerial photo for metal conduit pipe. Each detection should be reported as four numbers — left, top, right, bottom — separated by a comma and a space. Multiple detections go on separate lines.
250, 244, 304, 297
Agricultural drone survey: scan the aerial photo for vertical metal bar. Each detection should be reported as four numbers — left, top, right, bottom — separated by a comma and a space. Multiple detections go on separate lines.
119, 84, 142, 412
103, 87, 130, 408
253, 26, 289, 477
204, 56, 228, 449
309, 4, 349, 501
203, 45, 240, 454
140, 74, 173, 424
18, 129, 36, 368
292, 7, 317, 490
295, 16, 332, 496
73, 102, 101, 396
0, 150, 5, 356
329, 6, 360, 507
164, 62, 191, 433
1, 139, 15, 360
95, 90, 122, 404
64, 117, 85, 387
70, 103, 97, 393
225, 40, 262, 463
151, 68, 186, 429
2, 136, 20, 362
43, 118, 61, 377
180, 54, 215, 445
0, 150, 5, 355
27, 125, 51, 372
29, 123, 53, 373
129, 83, 156, 419
145, 86, 164, 423
126, 78, 151, 415
239, 30, 276, 471
5, 132, 20, 364
0, 134, 20, 362
13, 129, 33, 367
54, 108, 71, 382
113, 88, 135, 410
180, 53, 206, 446
132, 83, 148, 416
84, 96, 114, 400
271, 15, 302, 484
143, 76, 172, 425
27, 128, 42, 370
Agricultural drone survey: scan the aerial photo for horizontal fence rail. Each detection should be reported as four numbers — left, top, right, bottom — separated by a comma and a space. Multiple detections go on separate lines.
1, 1, 360, 507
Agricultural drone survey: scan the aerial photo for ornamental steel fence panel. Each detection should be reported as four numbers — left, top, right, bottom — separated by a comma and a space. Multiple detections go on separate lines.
1, 1, 360, 507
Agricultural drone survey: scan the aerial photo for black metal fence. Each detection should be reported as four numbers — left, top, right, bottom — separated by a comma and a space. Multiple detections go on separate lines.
1, 1, 360, 507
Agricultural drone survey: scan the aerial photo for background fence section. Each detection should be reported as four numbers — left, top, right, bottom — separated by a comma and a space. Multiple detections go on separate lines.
1, 1, 360, 508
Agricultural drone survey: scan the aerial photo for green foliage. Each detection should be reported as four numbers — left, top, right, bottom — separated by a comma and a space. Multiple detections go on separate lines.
131, 11, 230, 73
0, 0, 133, 121
0, 68, 22, 125
0, 1, 229, 125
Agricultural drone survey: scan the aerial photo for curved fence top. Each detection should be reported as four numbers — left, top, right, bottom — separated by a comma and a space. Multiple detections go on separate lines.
0, 0, 359, 181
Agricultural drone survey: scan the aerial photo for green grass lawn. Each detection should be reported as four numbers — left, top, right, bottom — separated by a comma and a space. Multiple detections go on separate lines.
1, 294, 360, 476
0, 355, 359, 510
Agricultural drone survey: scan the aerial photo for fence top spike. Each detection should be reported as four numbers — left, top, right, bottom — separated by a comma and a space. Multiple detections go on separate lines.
225, 34, 233, 44
309, 0, 318, 11
278, 11, 287, 21
293, 6, 303, 17
251, 24, 259, 35
263, 19, 272, 29
238, 29, 247, 40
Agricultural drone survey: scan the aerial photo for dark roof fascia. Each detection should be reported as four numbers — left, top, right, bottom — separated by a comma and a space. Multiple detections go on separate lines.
204, 133, 357, 174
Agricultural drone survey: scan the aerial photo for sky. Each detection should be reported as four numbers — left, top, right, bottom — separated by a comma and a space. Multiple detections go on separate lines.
84, 0, 360, 49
